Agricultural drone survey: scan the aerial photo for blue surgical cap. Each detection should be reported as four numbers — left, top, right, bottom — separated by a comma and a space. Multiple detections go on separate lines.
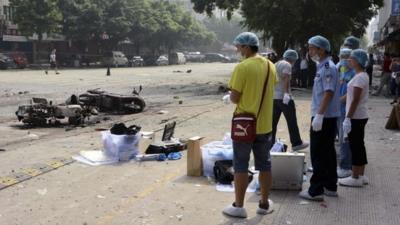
343, 36, 360, 49
308, 35, 331, 52
233, 32, 259, 47
350, 49, 368, 68
283, 49, 298, 62
339, 48, 352, 57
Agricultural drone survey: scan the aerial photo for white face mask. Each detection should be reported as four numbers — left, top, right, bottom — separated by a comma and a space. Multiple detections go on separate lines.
311, 54, 320, 63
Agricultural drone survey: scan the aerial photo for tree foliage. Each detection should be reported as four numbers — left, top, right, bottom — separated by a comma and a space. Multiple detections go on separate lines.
12, 0, 215, 54
10, 0, 62, 41
191, 0, 383, 55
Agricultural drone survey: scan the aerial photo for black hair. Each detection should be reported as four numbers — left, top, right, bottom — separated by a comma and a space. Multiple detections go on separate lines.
249, 45, 258, 53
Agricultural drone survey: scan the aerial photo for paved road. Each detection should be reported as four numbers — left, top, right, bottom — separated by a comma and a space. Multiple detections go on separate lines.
0, 64, 399, 225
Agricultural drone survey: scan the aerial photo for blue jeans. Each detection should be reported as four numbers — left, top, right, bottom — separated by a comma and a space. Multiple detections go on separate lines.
338, 114, 352, 170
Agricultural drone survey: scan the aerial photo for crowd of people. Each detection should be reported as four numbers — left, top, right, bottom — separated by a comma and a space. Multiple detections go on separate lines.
222, 32, 374, 218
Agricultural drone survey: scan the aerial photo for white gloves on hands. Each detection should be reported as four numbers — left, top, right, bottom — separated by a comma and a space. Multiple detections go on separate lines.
342, 117, 352, 135
222, 92, 232, 104
312, 114, 324, 132
283, 93, 291, 105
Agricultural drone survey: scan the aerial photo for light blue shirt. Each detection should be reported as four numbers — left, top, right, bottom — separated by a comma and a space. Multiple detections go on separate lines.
311, 57, 340, 118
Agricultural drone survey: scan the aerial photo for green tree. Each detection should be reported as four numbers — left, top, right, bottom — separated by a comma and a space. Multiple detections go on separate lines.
191, 0, 383, 55
10, 0, 62, 62
59, 0, 133, 51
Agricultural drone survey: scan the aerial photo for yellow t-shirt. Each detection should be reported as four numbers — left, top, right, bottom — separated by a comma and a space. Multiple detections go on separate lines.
228, 56, 278, 134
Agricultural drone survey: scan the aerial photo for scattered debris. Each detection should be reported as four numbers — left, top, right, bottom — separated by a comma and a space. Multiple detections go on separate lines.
186, 69, 192, 73
176, 214, 183, 221
320, 202, 328, 208
157, 110, 169, 115
0, 149, 5, 152
27, 134, 39, 140
286, 221, 293, 225
299, 200, 310, 205
173, 96, 180, 99
173, 70, 183, 73
178, 100, 183, 104
37, 188, 47, 196
218, 85, 229, 93
97, 195, 106, 199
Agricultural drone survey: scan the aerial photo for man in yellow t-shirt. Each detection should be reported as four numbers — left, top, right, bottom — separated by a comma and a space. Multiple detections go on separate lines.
222, 32, 278, 218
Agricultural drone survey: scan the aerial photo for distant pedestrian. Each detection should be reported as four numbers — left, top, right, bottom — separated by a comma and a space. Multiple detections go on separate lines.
373, 53, 392, 96
223, 32, 278, 218
339, 49, 370, 187
300, 54, 309, 88
45, 49, 59, 75
366, 53, 374, 86
299, 35, 340, 201
272, 49, 309, 152
389, 57, 400, 104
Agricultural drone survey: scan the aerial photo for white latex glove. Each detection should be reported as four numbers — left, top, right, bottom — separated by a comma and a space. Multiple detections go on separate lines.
283, 93, 291, 105
342, 117, 352, 135
311, 114, 324, 132
222, 92, 232, 104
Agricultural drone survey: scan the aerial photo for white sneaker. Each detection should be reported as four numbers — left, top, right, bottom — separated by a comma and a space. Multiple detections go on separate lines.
222, 203, 247, 218
339, 176, 363, 187
337, 168, 352, 178
292, 142, 309, 151
360, 175, 369, 185
256, 199, 274, 215
323, 188, 338, 197
299, 190, 324, 201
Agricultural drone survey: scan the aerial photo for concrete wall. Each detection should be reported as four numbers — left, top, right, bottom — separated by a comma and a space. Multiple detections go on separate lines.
378, 0, 393, 30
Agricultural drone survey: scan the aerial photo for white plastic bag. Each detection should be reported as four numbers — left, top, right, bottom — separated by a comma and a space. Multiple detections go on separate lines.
201, 141, 233, 177
270, 139, 285, 152
101, 131, 140, 161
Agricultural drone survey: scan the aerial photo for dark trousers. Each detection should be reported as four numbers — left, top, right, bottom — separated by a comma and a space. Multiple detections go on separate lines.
308, 117, 338, 196
300, 69, 308, 88
348, 119, 368, 166
272, 99, 303, 147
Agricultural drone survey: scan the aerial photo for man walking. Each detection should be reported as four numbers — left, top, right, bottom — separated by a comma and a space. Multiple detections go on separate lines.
272, 49, 309, 151
45, 48, 60, 75
223, 32, 277, 218
299, 35, 340, 201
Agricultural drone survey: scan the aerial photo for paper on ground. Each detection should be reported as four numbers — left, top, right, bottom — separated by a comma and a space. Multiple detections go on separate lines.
73, 150, 118, 166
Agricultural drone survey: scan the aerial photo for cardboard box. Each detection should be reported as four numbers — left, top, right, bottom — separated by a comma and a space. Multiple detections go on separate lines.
271, 152, 305, 190
138, 131, 155, 154
187, 136, 204, 177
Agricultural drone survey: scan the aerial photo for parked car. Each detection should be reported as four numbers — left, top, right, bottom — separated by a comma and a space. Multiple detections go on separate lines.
130, 56, 144, 67
168, 52, 186, 65
0, 53, 16, 69
5, 52, 28, 69
156, 55, 169, 66
102, 51, 129, 67
185, 52, 205, 62
204, 53, 231, 63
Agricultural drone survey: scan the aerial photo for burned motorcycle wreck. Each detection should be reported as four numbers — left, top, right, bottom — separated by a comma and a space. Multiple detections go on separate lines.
15, 88, 146, 126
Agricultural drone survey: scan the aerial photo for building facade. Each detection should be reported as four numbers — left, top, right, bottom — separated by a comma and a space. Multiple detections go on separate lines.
376, 0, 400, 54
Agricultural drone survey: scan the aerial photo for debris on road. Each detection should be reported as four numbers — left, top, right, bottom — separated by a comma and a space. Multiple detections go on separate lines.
36, 188, 47, 196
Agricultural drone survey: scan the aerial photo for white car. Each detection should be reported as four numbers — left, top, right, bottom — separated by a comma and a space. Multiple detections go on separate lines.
156, 55, 169, 66
102, 51, 129, 67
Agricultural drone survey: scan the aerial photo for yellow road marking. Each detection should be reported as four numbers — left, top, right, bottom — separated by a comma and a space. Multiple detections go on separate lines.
0, 176, 19, 186
20, 168, 42, 177
95, 166, 184, 225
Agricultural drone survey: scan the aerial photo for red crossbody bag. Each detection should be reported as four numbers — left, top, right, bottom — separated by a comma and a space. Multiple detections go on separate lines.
231, 61, 270, 143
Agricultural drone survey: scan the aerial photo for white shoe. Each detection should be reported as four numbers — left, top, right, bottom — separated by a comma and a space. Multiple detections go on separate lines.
256, 199, 274, 215
292, 142, 309, 151
299, 190, 324, 201
222, 203, 247, 218
360, 175, 369, 185
337, 168, 352, 178
324, 188, 338, 197
339, 176, 363, 187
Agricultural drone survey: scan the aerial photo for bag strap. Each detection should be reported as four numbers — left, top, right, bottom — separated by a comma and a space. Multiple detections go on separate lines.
256, 60, 271, 118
